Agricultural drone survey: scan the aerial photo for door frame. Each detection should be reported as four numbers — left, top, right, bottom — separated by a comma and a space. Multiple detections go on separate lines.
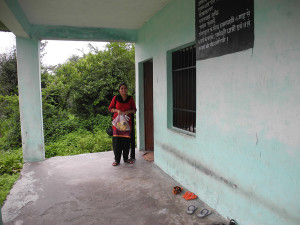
137, 58, 154, 151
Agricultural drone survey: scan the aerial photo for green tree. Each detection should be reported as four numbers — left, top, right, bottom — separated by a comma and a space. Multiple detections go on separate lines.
0, 95, 21, 150
0, 48, 18, 96
0, 40, 48, 96
44, 42, 135, 117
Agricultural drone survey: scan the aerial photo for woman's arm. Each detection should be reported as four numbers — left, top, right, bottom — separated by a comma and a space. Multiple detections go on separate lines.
108, 96, 116, 113
124, 97, 137, 115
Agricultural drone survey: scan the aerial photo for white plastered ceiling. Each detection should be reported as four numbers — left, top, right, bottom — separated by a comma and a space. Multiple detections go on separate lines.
19, 0, 171, 29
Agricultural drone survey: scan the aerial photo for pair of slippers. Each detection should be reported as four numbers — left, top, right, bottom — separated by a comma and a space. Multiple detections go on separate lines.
182, 191, 198, 200
186, 205, 237, 225
186, 205, 212, 218
112, 158, 135, 166
172, 186, 197, 200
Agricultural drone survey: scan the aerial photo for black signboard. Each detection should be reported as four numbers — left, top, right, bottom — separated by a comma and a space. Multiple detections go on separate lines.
196, 0, 254, 60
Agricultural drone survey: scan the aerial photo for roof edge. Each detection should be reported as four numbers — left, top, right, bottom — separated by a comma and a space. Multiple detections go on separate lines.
31, 25, 137, 42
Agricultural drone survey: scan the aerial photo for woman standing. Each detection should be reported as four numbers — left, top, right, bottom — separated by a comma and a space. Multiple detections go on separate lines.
108, 82, 136, 166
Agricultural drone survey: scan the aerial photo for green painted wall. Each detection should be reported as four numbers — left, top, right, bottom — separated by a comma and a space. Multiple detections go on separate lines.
16, 37, 45, 162
136, 0, 300, 224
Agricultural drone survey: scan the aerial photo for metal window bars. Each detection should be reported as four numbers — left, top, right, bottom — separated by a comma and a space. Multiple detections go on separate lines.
172, 45, 196, 133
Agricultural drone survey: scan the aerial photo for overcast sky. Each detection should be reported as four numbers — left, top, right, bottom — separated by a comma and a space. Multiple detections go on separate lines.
0, 31, 107, 66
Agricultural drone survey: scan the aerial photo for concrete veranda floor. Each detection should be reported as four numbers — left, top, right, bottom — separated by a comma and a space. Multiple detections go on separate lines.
1, 150, 228, 225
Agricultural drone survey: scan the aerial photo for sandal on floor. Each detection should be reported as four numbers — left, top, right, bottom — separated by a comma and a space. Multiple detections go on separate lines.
197, 208, 212, 218
172, 186, 183, 194
129, 158, 135, 163
186, 205, 197, 214
112, 161, 119, 166
182, 191, 191, 198
185, 193, 198, 200
124, 159, 134, 164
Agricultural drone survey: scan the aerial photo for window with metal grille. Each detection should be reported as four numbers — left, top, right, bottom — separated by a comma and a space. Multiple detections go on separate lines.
172, 45, 196, 133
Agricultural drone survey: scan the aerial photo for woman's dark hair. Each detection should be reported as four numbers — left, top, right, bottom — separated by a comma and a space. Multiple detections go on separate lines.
119, 82, 127, 89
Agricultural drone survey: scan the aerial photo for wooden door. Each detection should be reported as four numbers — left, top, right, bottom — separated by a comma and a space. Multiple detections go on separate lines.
144, 60, 154, 151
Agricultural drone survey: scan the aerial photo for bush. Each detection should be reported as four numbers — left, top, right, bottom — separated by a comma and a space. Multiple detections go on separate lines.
0, 95, 21, 150
42, 99, 77, 142
0, 148, 23, 175
0, 173, 19, 205
45, 129, 112, 158
79, 114, 111, 132
43, 103, 111, 144
0, 148, 23, 205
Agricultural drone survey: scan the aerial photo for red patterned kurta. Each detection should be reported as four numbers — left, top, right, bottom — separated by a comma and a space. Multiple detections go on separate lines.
108, 95, 136, 138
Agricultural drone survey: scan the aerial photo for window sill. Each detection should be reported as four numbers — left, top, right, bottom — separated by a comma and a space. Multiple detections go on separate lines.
169, 127, 196, 138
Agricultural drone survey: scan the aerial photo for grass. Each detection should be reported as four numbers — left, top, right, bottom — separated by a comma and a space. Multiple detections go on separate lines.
0, 173, 20, 205
0, 148, 23, 205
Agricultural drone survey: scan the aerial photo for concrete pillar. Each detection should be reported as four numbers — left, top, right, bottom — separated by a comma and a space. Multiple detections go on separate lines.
16, 37, 45, 162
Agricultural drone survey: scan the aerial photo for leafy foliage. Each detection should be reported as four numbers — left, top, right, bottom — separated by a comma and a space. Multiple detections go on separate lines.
0, 95, 21, 150
43, 42, 135, 117
0, 48, 18, 96
0, 40, 48, 96
45, 129, 112, 158
0, 173, 20, 205
0, 148, 23, 175
0, 148, 23, 205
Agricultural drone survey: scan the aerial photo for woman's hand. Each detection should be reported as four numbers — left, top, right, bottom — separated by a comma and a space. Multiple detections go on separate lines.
114, 109, 124, 115
113, 109, 134, 115
124, 110, 134, 115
